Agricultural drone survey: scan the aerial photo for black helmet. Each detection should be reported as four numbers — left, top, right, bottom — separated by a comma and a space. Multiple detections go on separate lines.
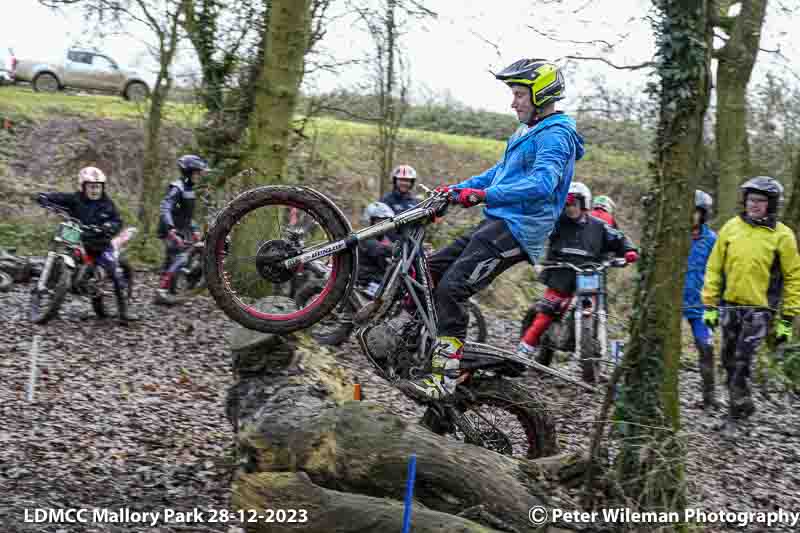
740, 176, 783, 215
494, 58, 565, 108
177, 154, 210, 180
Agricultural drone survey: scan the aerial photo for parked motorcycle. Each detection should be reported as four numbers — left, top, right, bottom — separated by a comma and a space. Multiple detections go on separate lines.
29, 203, 136, 324
520, 259, 627, 383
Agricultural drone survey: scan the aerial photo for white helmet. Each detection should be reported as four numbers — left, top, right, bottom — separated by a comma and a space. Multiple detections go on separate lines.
391, 164, 417, 189
568, 182, 592, 210
593, 195, 616, 214
362, 201, 395, 224
78, 166, 107, 187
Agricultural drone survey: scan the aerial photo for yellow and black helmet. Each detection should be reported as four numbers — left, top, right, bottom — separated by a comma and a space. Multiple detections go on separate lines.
494, 58, 565, 107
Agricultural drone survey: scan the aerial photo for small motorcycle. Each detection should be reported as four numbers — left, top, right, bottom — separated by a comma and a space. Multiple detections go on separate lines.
29, 204, 136, 324
520, 258, 627, 383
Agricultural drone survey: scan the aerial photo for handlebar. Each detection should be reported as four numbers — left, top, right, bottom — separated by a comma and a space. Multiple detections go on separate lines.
39, 202, 80, 224
537, 257, 628, 273
39, 202, 113, 235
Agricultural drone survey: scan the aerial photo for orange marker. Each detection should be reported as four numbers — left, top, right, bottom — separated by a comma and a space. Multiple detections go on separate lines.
353, 383, 362, 401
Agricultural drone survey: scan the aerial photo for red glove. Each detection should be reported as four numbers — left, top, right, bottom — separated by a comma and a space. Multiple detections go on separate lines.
435, 184, 454, 194
624, 251, 639, 264
455, 188, 486, 208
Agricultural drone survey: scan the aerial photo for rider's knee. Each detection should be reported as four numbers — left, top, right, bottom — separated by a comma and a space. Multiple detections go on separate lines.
535, 297, 561, 316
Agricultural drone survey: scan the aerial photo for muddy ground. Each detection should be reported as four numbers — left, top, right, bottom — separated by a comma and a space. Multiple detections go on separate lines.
1, 274, 799, 533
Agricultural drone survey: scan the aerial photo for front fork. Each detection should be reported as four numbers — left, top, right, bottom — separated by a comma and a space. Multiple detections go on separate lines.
596, 293, 608, 361
573, 294, 607, 363
37, 251, 58, 292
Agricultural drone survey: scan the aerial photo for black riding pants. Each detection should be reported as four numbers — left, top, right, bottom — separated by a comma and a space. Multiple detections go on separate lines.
428, 218, 527, 340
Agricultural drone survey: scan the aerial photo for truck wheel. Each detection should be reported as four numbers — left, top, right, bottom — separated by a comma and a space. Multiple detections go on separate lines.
33, 73, 60, 93
124, 82, 149, 102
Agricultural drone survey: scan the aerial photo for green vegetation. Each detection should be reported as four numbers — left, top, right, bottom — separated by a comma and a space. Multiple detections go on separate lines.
0, 220, 51, 256
0, 86, 650, 275
0, 85, 203, 123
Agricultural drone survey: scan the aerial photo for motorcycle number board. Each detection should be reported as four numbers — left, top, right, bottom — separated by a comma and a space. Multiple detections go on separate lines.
576, 273, 600, 293
57, 223, 82, 245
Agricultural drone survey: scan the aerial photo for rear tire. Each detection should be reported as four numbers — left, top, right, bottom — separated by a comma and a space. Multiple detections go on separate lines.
295, 281, 354, 346
33, 72, 59, 93
422, 377, 558, 459
124, 81, 149, 101
205, 186, 354, 334
29, 258, 70, 324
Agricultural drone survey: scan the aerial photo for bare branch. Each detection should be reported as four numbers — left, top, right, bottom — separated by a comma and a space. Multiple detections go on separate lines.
528, 26, 613, 48
759, 45, 782, 54
557, 54, 654, 70
468, 29, 501, 60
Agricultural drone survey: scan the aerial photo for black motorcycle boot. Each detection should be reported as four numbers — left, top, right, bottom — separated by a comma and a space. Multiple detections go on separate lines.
115, 287, 136, 325
697, 342, 720, 410
728, 370, 755, 420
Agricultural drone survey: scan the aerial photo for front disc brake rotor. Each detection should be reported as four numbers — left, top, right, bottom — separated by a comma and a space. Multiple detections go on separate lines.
255, 239, 297, 283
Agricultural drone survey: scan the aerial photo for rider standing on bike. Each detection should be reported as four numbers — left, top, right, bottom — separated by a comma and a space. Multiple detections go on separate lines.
702, 176, 800, 423
399, 59, 585, 401
358, 202, 396, 294
518, 182, 638, 361
683, 190, 719, 409
590, 195, 618, 228
381, 164, 421, 215
36, 166, 131, 324
156, 154, 209, 302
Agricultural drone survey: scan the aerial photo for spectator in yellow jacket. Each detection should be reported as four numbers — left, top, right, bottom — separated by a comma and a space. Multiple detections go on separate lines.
702, 176, 800, 424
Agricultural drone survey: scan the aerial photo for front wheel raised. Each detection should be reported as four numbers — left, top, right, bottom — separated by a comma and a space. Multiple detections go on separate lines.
204, 186, 354, 334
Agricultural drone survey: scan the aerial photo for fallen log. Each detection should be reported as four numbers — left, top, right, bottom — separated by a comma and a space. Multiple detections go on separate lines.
234, 471, 510, 532
225, 298, 576, 532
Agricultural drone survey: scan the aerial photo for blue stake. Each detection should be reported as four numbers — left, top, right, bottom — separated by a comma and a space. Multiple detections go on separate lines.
401, 453, 417, 533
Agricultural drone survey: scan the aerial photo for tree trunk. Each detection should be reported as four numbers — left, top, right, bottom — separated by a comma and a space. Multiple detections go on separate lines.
182, 0, 269, 171
139, 13, 181, 239
225, 298, 583, 533
713, 0, 768, 225
243, 0, 309, 186
614, 0, 712, 515
783, 150, 800, 233
225, 0, 308, 297
140, 77, 170, 237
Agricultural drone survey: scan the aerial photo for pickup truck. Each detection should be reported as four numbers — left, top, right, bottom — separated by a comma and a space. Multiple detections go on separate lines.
15, 48, 150, 101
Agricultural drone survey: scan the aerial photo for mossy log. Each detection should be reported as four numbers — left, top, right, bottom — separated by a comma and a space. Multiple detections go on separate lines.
225, 298, 582, 533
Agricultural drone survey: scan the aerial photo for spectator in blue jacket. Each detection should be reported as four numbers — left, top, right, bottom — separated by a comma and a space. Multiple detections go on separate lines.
684, 189, 718, 409
398, 58, 585, 402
